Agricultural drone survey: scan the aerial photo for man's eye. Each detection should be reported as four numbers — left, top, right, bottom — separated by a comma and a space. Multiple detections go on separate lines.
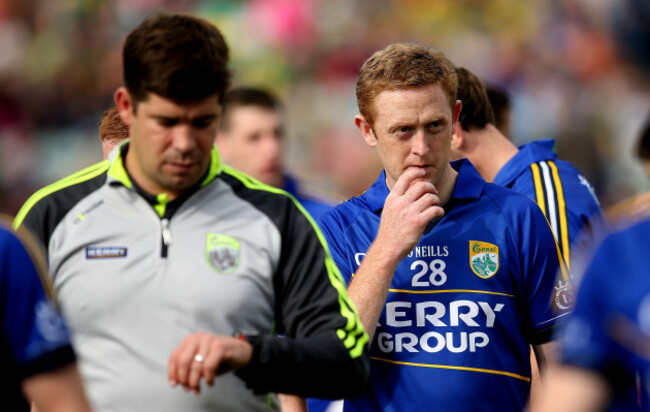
192, 119, 213, 129
158, 118, 178, 127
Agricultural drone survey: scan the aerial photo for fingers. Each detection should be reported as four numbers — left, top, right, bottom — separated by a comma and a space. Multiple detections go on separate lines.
187, 336, 212, 394
202, 339, 224, 387
175, 335, 201, 392
413, 194, 445, 221
404, 180, 438, 203
391, 167, 428, 196
167, 333, 254, 396
168, 332, 215, 395
168, 337, 186, 387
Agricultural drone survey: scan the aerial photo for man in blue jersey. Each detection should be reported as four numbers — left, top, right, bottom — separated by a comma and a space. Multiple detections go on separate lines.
319, 43, 569, 411
535, 218, 650, 412
449, 67, 605, 271
216, 87, 333, 222
0, 216, 90, 412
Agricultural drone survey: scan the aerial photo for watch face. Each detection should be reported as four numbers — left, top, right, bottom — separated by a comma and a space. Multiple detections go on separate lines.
233, 331, 262, 343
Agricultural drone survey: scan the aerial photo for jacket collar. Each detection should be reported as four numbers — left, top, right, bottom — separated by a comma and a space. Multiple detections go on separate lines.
494, 139, 557, 186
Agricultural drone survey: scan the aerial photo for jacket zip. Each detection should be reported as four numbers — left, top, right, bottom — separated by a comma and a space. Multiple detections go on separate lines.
161, 218, 172, 258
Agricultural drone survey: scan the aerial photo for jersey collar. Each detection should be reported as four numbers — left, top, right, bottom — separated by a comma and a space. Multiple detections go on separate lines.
493, 138, 558, 187
449, 159, 485, 201
364, 159, 485, 213
282, 173, 299, 197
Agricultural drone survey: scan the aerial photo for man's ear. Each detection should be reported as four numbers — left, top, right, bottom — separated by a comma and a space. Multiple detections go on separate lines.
451, 100, 464, 150
214, 131, 230, 158
114, 87, 134, 127
355, 115, 377, 148
451, 120, 465, 151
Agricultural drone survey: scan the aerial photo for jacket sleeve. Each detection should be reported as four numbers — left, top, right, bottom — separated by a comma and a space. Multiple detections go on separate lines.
236, 199, 369, 398
0, 220, 76, 381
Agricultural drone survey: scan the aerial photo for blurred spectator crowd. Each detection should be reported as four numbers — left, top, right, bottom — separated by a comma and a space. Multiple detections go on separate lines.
0, 0, 649, 214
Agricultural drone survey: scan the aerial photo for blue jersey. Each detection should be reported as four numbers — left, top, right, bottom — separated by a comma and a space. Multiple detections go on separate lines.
0, 219, 75, 411
283, 174, 333, 222
494, 139, 604, 270
320, 160, 568, 412
559, 219, 650, 411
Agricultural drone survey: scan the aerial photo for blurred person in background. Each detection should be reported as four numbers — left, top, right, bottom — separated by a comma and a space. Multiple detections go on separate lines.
534, 217, 650, 412
319, 43, 569, 411
604, 113, 650, 222
450, 67, 605, 273
98, 105, 129, 160
485, 84, 512, 139
14, 12, 368, 412
0, 216, 91, 412
216, 86, 339, 412
449, 65, 612, 409
216, 87, 333, 222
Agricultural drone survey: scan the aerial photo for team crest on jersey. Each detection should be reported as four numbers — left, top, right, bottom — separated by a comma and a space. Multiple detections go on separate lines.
205, 233, 240, 273
469, 241, 499, 279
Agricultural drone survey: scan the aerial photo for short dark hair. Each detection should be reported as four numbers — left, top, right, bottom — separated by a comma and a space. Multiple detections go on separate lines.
485, 84, 511, 133
455, 67, 496, 131
218, 87, 282, 132
637, 113, 650, 161
123, 12, 231, 108
356, 43, 457, 125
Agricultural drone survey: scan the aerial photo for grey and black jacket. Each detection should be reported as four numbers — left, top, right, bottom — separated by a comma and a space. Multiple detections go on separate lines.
15, 143, 369, 411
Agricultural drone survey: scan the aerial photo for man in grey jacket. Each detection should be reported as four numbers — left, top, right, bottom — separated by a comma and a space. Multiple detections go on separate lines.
14, 12, 368, 412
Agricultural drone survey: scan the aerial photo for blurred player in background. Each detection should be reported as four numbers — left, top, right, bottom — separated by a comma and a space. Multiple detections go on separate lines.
0, 216, 90, 412
14, 12, 368, 411
605, 113, 650, 222
449, 65, 607, 408
485, 84, 511, 139
216, 86, 339, 412
319, 43, 569, 411
99, 105, 129, 159
535, 218, 650, 412
450, 66, 605, 271
216, 87, 333, 222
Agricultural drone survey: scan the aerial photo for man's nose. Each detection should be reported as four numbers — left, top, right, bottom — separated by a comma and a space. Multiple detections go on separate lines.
262, 134, 282, 159
412, 130, 429, 156
172, 124, 197, 152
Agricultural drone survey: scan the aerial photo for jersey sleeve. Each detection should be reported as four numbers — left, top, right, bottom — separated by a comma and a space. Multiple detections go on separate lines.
514, 200, 571, 344
527, 161, 605, 272
0, 224, 75, 382
235, 200, 369, 399
318, 209, 355, 284
557, 228, 642, 409
557, 245, 612, 372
